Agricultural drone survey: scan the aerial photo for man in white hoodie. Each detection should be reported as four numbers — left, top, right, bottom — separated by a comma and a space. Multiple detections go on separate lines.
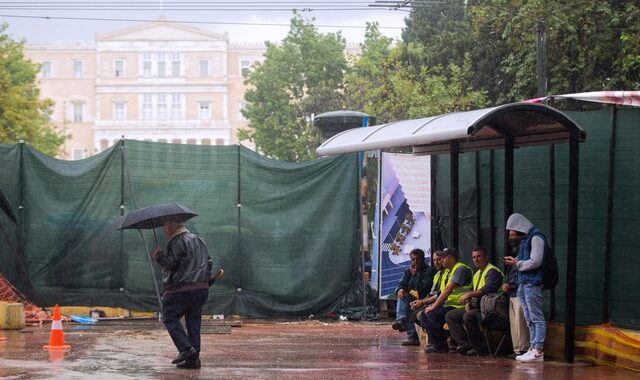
503, 213, 546, 362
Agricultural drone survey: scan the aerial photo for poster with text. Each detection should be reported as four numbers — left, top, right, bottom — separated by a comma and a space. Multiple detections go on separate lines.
378, 153, 431, 299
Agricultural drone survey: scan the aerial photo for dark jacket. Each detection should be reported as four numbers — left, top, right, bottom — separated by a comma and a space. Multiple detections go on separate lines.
395, 264, 436, 300
155, 230, 210, 293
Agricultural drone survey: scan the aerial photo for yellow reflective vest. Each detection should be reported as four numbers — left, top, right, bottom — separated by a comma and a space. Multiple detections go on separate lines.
472, 263, 504, 291
443, 262, 472, 308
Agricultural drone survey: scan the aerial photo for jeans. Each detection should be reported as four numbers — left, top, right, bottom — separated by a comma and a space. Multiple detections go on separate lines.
445, 307, 483, 350
517, 283, 545, 350
161, 289, 209, 353
395, 295, 418, 339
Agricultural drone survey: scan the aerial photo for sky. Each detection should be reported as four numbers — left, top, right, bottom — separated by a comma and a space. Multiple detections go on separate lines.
0, 1, 410, 45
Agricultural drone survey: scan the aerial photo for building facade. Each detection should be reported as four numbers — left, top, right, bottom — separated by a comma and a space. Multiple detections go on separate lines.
24, 19, 265, 160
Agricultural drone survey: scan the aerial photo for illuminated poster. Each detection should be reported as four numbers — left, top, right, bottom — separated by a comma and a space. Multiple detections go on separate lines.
378, 153, 431, 299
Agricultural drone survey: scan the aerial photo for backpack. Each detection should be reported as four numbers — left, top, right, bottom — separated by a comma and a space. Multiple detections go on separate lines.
541, 237, 559, 290
480, 292, 509, 331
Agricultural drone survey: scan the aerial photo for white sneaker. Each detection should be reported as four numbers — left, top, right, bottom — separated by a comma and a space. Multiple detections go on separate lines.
516, 349, 544, 362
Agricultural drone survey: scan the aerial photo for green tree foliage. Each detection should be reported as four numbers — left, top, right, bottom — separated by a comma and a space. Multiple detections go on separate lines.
0, 23, 65, 155
344, 23, 487, 124
402, 0, 640, 104
239, 14, 348, 162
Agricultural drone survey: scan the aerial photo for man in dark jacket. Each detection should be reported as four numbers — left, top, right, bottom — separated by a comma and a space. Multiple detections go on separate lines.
392, 248, 436, 346
154, 217, 211, 369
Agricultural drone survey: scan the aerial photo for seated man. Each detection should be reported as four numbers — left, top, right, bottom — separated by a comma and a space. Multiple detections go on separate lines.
445, 247, 504, 356
410, 249, 447, 327
420, 247, 472, 353
392, 248, 436, 346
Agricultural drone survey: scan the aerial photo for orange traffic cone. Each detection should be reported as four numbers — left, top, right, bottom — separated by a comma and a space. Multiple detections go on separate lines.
43, 305, 70, 349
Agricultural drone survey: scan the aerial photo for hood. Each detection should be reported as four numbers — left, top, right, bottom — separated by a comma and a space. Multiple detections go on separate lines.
505, 213, 533, 234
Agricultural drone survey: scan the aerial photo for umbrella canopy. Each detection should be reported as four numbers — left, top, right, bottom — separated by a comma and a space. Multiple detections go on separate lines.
110, 203, 198, 230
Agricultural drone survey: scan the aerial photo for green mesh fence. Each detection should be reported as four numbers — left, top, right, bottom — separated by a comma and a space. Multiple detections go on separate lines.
0, 141, 359, 317
432, 107, 640, 329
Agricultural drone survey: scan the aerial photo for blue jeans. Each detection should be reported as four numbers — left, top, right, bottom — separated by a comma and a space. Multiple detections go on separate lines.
161, 289, 209, 353
517, 283, 545, 350
395, 296, 418, 339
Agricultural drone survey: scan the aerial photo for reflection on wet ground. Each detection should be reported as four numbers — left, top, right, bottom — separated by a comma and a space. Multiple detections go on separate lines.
0, 320, 636, 379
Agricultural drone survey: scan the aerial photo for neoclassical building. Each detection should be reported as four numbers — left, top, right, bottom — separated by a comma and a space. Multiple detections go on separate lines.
24, 18, 265, 159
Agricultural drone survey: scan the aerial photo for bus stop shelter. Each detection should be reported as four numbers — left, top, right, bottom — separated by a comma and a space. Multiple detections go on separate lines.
317, 102, 586, 363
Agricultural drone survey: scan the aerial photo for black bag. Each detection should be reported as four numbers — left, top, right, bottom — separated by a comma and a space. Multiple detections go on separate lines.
480, 292, 509, 331
541, 239, 559, 290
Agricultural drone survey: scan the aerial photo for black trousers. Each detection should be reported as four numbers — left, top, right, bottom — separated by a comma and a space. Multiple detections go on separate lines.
446, 307, 483, 350
421, 305, 455, 349
161, 289, 209, 353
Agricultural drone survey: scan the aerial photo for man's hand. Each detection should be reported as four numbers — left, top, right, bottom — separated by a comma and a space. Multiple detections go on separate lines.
410, 299, 423, 310
152, 246, 162, 259
459, 292, 470, 303
425, 304, 436, 314
397, 289, 406, 299
503, 256, 518, 266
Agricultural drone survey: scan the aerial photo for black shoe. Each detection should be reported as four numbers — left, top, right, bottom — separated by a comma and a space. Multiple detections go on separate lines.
171, 347, 198, 364
466, 348, 486, 356
424, 345, 448, 353
456, 344, 471, 355
401, 337, 421, 346
177, 358, 201, 369
392, 320, 407, 332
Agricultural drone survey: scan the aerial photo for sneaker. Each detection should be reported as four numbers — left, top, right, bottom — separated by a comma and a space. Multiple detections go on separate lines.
392, 320, 407, 332
456, 344, 471, 355
516, 349, 544, 362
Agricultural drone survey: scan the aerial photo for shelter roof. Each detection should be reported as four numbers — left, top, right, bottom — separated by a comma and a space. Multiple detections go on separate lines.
316, 102, 585, 156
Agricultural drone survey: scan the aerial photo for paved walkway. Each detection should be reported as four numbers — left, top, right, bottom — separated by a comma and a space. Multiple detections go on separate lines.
0, 320, 635, 379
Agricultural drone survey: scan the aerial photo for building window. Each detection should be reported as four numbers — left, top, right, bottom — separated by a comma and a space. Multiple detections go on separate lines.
157, 53, 166, 78
114, 59, 125, 77
171, 139, 182, 144
171, 53, 181, 77
72, 148, 86, 160
187, 138, 197, 145
201, 138, 211, 145
198, 102, 211, 120
73, 60, 83, 78
171, 94, 182, 120
73, 103, 83, 122
113, 102, 126, 120
100, 139, 109, 151
238, 102, 247, 121
41, 61, 52, 78
143, 53, 152, 77
239, 59, 252, 76
216, 138, 224, 145
199, 60, 210, 77
158, 139, 168, 143
142, 94, 153, 120
157, 94, 167, 120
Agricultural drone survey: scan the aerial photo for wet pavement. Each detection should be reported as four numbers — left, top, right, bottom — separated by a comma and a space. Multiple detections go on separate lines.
0, 319, 636, 379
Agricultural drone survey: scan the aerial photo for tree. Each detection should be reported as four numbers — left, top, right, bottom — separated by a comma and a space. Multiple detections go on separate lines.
0, 23, 65, 155
239, 14, 348, 162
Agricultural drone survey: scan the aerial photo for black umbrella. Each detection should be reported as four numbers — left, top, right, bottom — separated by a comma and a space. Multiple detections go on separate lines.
0, 189, 16, 223
110, 203, 198, 231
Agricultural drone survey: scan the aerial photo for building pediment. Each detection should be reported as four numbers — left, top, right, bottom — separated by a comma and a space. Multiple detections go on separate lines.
96, 18, 227, 42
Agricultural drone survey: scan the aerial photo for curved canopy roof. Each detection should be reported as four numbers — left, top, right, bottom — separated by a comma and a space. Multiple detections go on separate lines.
316, 102, 586, 156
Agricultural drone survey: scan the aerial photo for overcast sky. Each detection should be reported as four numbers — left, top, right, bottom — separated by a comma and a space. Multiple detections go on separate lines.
1, 1, 409, 45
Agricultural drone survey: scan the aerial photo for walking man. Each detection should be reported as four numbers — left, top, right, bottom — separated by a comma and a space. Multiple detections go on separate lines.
503, 213, 546, 362
154, 216, 211, 369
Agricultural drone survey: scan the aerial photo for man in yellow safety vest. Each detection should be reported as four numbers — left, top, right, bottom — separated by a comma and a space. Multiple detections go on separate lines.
420, 247, 473, 353
445, 247, 504, 356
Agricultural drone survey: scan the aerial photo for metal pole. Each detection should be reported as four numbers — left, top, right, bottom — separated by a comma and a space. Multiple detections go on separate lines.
564, 130, 580, 363
504, 136, 514, 258
450, 142, 459, 249
475, 152, 482, 255
536, 19, 547, 97
549, 144, 556, 321
431, 154, 437, 253
603, 105, 617, 322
